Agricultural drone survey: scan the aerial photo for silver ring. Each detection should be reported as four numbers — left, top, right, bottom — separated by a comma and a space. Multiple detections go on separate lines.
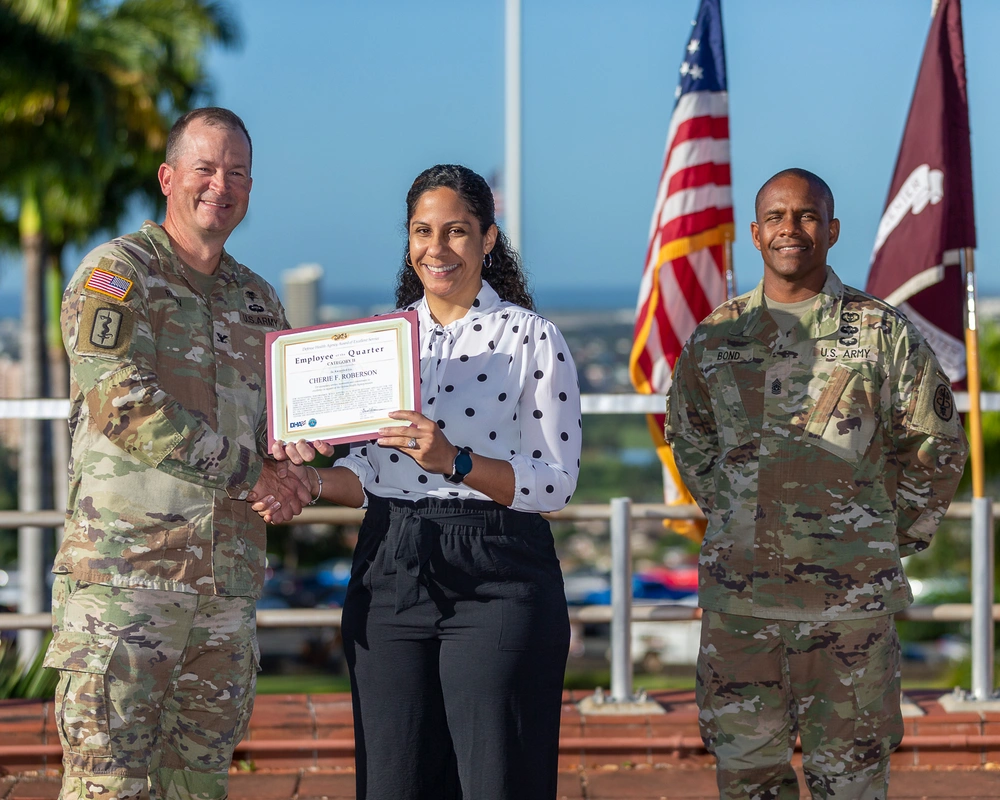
407, 437, 417, 449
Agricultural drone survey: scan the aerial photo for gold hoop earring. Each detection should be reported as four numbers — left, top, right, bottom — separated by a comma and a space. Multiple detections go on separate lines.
405, 250, 414, 268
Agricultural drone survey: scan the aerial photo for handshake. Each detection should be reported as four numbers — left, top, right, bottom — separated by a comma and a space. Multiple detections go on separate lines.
246, 439, 338, 523
246, 458, 315, 524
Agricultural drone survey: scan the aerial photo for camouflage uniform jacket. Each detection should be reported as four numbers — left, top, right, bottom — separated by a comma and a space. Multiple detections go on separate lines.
54, 221, 288, 598
665, 268, 968, 621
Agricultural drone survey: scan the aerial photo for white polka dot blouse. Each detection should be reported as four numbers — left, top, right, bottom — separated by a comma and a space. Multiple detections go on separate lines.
335, 281, 582, 512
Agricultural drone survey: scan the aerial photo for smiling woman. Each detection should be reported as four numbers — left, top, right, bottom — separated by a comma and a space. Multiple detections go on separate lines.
405, 187, 497, 324
260, 164, 583, 800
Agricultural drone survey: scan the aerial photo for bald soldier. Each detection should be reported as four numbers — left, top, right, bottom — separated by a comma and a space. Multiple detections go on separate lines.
666, 169, 968, 799
44, 108, 311, 800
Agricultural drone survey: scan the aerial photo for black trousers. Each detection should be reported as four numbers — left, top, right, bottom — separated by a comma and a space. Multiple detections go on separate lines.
341, 493, 571, 800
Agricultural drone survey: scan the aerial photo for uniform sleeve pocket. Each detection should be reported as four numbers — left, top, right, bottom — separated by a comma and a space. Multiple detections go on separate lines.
43, 631, 119, 758
803, 364, 878, 464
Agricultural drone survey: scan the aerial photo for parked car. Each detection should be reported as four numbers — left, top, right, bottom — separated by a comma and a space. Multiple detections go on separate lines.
572, 569, 697, 605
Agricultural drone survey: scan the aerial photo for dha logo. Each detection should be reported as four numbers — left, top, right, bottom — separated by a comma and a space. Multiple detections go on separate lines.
870, 164, 944, 261
289, 420, 307, 430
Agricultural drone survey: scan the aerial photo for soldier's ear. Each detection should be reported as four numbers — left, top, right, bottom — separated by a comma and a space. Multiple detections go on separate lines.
750, 221, 762, 251
828, 218, 840, 248
158, 163, 173, 198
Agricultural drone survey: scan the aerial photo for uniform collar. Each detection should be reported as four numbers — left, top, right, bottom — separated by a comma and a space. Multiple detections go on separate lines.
737, 266, 844, 343
140, 221, 240, 286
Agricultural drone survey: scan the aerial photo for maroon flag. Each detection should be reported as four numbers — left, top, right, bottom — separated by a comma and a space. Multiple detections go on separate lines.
866, 0, 975, 383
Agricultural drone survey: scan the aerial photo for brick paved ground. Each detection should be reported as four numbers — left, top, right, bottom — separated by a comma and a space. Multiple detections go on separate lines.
3, 765, 999, 799
3, 689, 1000, 798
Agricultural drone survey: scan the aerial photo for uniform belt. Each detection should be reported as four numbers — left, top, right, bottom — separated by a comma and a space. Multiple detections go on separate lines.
383, 505, 487, 613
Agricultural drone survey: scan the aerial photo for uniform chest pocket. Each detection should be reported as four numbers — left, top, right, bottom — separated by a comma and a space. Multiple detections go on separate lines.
704, 363, 753, 452
802, 364, 878, 464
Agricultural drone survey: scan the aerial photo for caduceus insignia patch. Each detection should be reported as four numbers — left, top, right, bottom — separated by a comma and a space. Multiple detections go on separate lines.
90, 308, 124, 349
934, 383, 954, 421
76, 295, 134, 358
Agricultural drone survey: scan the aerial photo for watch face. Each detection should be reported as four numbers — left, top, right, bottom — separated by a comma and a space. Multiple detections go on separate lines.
447, 448, 473, 483
455, 450, 473, 476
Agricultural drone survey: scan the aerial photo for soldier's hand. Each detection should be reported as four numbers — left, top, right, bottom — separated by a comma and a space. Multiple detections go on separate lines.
248, 459, 312, 523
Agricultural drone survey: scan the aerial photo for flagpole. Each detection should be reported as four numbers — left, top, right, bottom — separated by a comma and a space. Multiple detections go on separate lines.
504, 0, 522, 254
724, 232, 736, 300
963, 248, 986, 498
963, 245, 996, 701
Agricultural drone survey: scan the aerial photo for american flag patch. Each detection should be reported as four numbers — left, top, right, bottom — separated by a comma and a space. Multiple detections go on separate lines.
84, 268, 133, 301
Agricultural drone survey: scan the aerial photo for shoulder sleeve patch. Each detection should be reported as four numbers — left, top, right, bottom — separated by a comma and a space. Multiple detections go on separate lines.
76, 296, 134, 358
908, 364, 962, 438
84, 266, 133, 301
933, 382, 955, 421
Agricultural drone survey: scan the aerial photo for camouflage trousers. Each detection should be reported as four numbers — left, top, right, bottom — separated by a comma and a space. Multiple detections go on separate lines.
697, 610, 903, 800
43, 577, 259, 800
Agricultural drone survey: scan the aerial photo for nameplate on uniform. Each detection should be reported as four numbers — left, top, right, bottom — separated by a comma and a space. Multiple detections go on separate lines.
816, 345, 878, 362
708, 348, 753, 364
240, 312, 282, 328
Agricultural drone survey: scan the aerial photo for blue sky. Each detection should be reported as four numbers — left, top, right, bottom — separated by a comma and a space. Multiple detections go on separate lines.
4, 0, 998, 305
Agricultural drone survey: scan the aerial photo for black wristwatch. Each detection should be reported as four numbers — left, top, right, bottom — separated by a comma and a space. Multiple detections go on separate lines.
446, 446, 474, 484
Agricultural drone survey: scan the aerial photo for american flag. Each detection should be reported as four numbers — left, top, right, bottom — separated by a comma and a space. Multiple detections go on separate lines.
85, 267, 133, 301
629, 0, 732, 535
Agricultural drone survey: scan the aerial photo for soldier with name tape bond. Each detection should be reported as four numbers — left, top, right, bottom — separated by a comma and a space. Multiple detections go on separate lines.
43, 107, 311, 800
666, 168, 968, 800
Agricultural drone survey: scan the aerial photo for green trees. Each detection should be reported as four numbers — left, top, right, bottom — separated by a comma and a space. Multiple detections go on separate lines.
2, 0, 240, 375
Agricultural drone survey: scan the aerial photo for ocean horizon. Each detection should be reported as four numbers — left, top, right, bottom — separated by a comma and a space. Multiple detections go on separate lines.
3, 282, 997, 320
0, 284, 643, 319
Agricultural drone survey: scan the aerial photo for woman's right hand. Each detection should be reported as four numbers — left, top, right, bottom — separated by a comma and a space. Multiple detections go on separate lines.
271, 438, 338, 465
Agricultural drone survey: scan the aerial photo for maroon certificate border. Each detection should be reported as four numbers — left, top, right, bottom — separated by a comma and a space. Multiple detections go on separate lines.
264, 309, 421, 448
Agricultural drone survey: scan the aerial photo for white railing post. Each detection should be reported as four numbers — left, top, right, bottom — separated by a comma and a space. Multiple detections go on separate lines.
971, 497, 996, 700
609, 496, 634, 702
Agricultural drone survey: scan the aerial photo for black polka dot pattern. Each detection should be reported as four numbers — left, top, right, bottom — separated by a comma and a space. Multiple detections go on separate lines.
335, 284, 581, 514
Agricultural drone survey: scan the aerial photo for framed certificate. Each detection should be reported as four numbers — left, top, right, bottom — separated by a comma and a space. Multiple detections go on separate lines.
265, 310, 420, 446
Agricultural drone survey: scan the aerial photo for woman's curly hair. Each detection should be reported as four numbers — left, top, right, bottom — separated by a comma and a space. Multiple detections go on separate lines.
394, 164, 534, 310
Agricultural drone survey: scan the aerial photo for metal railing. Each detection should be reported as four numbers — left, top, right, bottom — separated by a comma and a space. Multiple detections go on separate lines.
2, 392, 998, 703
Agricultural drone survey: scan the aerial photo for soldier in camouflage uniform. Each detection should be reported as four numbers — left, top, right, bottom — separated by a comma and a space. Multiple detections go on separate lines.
666, 169, 968, 800
44, 108, 311, 800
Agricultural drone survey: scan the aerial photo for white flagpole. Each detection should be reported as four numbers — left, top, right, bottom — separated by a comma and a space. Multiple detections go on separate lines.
505, 0, 522, 254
